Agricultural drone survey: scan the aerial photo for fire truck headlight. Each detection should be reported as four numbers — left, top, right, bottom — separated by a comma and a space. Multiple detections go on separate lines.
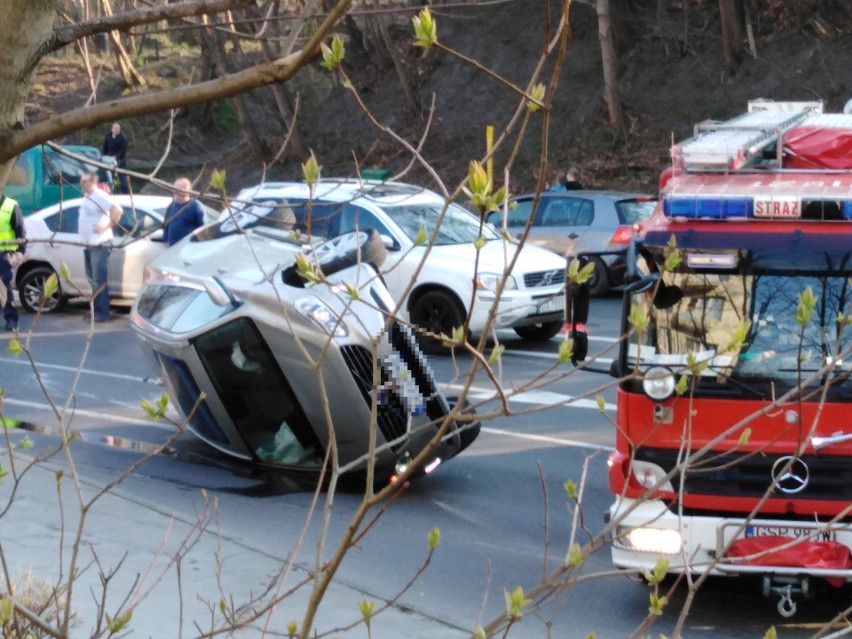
642, 366, 675, 401
615, 526, 682, 555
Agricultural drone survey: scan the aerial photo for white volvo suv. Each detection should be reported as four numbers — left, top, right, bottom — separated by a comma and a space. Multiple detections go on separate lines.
213, 180, 567, 351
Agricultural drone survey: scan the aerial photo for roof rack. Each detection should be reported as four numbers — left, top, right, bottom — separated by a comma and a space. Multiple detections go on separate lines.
672, 100, 823, 171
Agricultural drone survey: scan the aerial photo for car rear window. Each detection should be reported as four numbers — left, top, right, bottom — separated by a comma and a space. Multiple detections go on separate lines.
616, 198, 657, 224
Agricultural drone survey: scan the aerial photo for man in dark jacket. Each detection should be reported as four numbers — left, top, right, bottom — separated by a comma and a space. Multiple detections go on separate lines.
0, 190, 26, 331
102, 122, 129, 193
164, 177, 205, 245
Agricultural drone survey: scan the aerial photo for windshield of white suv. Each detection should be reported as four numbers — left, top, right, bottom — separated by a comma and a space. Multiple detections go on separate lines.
381, 202, 498, 245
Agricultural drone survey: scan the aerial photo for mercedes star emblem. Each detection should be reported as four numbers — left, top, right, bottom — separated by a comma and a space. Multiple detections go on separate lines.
771, 456, 810, 494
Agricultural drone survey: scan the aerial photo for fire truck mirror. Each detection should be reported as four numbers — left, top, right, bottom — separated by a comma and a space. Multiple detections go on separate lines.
571, 332, 588, 364
566, 282, 590, 326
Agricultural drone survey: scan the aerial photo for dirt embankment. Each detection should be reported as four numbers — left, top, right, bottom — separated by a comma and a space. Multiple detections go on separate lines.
32, 1, 852, 198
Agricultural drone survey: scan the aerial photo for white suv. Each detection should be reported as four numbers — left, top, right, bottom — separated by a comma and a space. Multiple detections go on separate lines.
209, 180, 567, 351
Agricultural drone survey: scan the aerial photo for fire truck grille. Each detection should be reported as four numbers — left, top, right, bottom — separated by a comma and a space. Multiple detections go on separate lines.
635, 448, 852, 502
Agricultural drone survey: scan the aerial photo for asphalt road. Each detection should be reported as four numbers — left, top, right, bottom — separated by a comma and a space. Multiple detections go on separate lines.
1, 297, 850, 638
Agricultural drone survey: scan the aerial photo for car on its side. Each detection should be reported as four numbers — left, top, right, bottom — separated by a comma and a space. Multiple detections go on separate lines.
211, 180, 568, 350
16, 195, 218, 313
131, 227, 480, 483
487, 191, 657, 297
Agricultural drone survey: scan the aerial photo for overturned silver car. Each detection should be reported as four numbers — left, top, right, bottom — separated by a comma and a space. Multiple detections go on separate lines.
130, 225, 479, 484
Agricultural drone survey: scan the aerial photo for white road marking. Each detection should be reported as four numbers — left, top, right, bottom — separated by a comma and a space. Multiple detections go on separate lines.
443, 383, 616, 411
2, 397, 172, 428
0, 356, 162, 384
481, 426, 614, 451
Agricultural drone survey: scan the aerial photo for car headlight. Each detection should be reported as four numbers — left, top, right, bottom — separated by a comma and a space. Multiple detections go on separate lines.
642, 366, 675, 401
614, 526, 682, 554
476, 272, 517, 291
295, 298, 348, 337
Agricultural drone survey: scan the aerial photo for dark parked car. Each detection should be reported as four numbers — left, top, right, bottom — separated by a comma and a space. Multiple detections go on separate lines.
487, 191, 657, 296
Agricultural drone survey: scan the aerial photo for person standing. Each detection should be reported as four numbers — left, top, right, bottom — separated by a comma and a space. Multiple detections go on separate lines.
551, 166, 585, 191
0, 189, 25, 331
102, 122, 129, 193
78, 172, 122, 322
164, 177, 205, 245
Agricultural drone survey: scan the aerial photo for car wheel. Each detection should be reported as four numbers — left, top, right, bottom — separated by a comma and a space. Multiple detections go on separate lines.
312, 229, 387, 275
587, 256, 610, 297
513, 320, 563, 341
18, 266, 65, 314
409, 290, 465, 355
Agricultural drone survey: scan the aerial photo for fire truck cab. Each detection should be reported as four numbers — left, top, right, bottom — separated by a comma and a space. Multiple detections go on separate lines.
603, 100, 852, 617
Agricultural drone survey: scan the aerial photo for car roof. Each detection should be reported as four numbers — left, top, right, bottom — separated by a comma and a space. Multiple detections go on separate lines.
31, 195, 174, 218
513, 190, 655, 201
234, 179, 447, 207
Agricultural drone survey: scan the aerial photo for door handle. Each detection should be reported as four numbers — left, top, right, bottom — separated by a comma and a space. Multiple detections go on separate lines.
568, 233, 580, 239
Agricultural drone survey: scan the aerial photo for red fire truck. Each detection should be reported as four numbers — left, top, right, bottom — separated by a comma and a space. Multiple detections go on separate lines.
599, 100, 852, 617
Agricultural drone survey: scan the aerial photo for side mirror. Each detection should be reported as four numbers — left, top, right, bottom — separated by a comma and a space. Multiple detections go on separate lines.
380, 234, 401, 251
151, 229, 164, 242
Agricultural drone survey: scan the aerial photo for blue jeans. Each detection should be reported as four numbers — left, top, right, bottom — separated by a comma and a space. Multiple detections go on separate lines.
0, 252, 16, 327
84, 246, 111, 319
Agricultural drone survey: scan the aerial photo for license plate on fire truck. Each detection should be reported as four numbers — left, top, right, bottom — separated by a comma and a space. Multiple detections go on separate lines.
745, 525, 836, 542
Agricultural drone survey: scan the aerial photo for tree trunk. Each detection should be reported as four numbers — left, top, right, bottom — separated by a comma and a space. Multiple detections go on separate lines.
719, 0, 743, 75
204, 21, 268, 160
597, 0, 624, 131
100, 0, 147, 88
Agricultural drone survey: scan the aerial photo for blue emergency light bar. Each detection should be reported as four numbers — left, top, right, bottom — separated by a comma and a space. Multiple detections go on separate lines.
663, 196, 852, 220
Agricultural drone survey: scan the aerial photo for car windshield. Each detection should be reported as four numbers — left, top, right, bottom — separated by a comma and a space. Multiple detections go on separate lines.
381, 202, 497, 245
627, 254, 852, 393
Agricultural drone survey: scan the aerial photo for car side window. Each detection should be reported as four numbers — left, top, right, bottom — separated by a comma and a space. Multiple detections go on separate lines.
338, 205, 392, 237
576, 200, 594, 226
51, 206, 80, 234
8, 156, 29, 186
504, 199, 534, 228
116, 208, 160, 238
540, 200, 576, 226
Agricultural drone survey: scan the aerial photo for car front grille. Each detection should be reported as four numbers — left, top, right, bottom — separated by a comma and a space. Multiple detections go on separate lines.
340, 344, 409, 451
340, 322, 453, 451
524, 269, 565, 288
636, 447, 852, 502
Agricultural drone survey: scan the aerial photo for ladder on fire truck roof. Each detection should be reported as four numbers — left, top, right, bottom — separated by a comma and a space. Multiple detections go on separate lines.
673, 100, 824, 171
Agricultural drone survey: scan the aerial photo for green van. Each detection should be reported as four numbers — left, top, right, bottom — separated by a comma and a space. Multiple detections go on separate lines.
5, 145, 116, 216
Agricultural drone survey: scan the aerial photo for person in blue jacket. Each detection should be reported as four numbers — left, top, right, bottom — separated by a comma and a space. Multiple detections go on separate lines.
163, 177, 205, 245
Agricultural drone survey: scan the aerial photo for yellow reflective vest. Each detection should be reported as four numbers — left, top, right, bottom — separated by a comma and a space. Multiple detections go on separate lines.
0, 196, 21, 252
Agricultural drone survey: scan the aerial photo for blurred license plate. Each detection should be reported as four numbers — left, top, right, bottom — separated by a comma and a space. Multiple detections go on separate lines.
745, 525, 836, 542
535, 297, 562, 314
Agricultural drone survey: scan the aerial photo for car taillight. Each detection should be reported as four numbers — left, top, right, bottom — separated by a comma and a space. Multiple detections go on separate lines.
610, 225, 634, 245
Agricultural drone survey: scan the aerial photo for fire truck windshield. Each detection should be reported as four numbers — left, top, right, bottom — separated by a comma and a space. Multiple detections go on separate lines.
626, 259, 852, 393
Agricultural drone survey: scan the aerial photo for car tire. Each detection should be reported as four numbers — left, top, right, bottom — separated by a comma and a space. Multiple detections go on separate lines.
18, 266, 65, 314
587, 256, 610, 297
313, 229, 387, 275
513, 320, 563, 341
409, 290, 466, 355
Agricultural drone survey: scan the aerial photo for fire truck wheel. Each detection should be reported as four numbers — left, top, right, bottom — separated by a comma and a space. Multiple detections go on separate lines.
587, 256, 610, 297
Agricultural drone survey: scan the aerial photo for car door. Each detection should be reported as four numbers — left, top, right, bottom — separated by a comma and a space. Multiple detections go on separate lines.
531, 195, 595, 257
109, 206, 167, 298
47, 206, 92, 294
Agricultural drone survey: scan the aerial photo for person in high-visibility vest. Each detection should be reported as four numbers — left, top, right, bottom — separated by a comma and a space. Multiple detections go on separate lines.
0, 189, 26, 331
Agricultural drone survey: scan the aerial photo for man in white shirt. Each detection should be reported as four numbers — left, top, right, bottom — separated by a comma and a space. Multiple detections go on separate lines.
78, 172, 122, 322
